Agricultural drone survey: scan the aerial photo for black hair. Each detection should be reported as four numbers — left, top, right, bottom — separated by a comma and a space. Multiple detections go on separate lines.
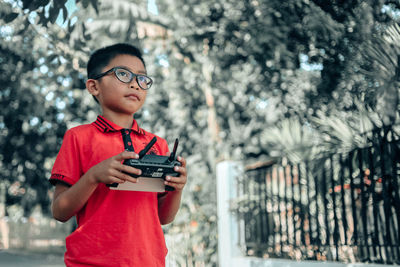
87, 43, 146, 80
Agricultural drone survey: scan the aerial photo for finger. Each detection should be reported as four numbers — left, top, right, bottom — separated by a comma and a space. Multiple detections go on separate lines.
174, 165, 187, 177
164, 179, 184, 191
177, 156, 186, 167
107, 174, 126, 184
111, 169, 138, 183
165, 175, 186, 184
114, 151, 139, 161
122, 175, 138, 184
118, 164, 142, 176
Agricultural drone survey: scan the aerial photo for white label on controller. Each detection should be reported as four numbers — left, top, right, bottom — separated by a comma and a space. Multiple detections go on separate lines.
152, 172, 163, 178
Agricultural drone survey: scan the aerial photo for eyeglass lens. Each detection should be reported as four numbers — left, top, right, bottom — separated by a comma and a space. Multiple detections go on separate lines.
115, 68, 151, 89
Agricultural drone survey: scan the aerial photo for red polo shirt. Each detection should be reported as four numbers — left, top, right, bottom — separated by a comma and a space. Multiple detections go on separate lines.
50, 116, 169, 267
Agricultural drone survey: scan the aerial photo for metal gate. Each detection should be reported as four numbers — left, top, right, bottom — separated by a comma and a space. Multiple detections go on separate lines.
234, 127, 400, 264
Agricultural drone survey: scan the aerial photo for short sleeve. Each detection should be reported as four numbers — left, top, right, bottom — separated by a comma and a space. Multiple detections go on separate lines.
49, 129, 83, 186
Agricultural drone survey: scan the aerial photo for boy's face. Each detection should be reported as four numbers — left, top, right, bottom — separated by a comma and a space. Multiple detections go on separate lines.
88, 54, 148, 116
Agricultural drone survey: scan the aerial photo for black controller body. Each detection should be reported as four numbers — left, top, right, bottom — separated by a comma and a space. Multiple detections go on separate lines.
122, 155, 180, 191
108, 137, 180, 191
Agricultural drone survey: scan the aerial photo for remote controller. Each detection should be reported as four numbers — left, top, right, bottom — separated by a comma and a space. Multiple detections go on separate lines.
108, 137, 180, 192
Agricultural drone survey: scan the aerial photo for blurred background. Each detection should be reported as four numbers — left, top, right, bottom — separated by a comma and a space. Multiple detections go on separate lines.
1, 0, 400, 266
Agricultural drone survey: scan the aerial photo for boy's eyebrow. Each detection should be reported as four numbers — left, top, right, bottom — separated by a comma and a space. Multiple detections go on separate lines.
117, 65, 147, 74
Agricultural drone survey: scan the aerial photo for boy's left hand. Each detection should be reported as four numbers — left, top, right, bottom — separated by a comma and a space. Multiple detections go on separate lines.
164, 156, 187, 192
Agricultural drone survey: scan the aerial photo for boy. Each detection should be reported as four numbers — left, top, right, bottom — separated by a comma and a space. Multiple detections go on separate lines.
50, 43, 187, 266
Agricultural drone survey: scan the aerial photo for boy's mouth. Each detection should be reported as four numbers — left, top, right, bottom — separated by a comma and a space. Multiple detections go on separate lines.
125, 93, 140, 101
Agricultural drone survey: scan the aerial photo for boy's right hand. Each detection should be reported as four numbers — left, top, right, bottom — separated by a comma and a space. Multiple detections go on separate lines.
87, 151, 142, 185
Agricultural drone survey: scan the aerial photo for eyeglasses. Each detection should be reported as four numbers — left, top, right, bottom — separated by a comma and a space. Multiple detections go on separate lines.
92, 67, 153, 90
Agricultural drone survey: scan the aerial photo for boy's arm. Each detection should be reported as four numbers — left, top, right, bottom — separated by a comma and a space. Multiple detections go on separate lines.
51, 151, 142, 222
158, 156, 187, 225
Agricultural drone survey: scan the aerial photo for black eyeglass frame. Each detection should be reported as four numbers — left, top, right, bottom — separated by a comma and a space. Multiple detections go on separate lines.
92, 67, 153, 90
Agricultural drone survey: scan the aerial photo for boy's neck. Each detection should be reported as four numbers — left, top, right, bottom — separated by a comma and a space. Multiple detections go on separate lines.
102, 112, 134, 129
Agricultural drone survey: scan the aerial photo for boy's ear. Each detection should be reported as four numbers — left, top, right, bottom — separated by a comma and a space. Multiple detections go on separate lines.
86, 79, 99, 97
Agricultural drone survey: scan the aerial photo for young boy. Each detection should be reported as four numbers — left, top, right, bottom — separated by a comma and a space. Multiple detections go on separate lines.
49, 43, 187, 267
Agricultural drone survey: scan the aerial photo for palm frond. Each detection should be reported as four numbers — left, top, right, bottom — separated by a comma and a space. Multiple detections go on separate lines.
260, 117, 318, 163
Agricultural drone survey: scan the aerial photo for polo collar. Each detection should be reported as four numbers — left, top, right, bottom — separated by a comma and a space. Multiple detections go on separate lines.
93, 115, 145, 134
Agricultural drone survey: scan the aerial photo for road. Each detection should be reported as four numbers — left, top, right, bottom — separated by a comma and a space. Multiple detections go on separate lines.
0, 250, 64, 267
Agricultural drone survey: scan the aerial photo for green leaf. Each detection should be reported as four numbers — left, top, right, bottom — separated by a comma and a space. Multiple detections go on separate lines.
37, 11, 48, 26
22, 0, 31, 9
48, 6, 60, 24
90, 0, 99, 14
37, 0, 51, 8
24, 0, 50, 11
47, 54, 58, 63
3, 12, 19, 23
81, 0, 89, 8
62, 5, 68, 23
68, 19, 76, 33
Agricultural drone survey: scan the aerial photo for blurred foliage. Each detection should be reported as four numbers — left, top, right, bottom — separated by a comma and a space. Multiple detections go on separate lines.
1, 0, 400, 266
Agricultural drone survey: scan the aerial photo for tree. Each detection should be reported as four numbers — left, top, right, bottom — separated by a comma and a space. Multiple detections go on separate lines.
2, 0, 400, 266
0, 0, 94, 215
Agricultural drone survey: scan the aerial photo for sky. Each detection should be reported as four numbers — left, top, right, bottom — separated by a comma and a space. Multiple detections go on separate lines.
55, 0, 77, 26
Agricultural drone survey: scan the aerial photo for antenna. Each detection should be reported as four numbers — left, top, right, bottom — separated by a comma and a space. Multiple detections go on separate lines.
138, 137, 157, 159
168, 138, 179, 162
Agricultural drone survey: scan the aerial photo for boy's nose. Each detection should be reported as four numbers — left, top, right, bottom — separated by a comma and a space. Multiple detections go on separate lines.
129, 78, 140, 90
